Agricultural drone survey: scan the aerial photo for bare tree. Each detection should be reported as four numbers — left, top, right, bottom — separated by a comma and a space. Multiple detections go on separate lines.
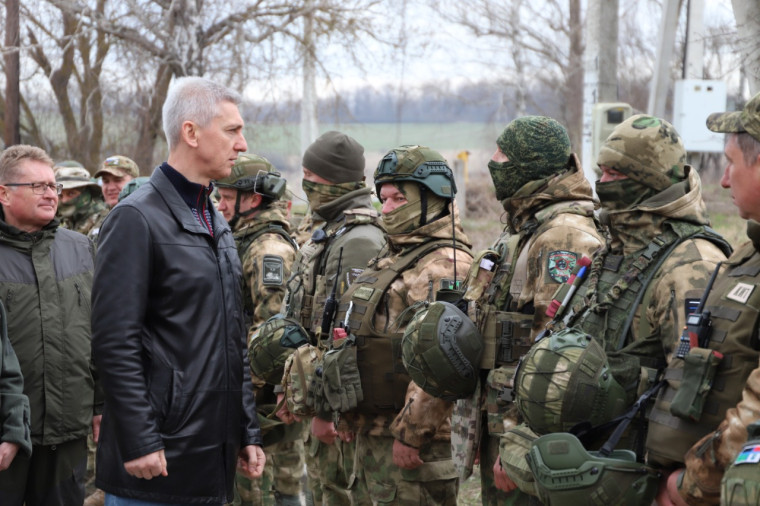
441, 0, 585, 149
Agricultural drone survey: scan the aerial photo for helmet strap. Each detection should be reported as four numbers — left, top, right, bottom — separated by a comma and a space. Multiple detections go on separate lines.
419, 184, 428, 226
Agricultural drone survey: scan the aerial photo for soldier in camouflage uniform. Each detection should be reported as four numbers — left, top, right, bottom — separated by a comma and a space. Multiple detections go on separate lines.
656, 92, 760, 506
444, 116, 605, 506
275, 131, 386, 506
215, 154, 302, 506
317, 145, 473, 505
497, 115, 732, 504
55, 165, 109, 241
94, 155, 138, 208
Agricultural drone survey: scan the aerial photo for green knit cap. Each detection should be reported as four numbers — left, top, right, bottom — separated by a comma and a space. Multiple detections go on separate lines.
497, 116, 572, 175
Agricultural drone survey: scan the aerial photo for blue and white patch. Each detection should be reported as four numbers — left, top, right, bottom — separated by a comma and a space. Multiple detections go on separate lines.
262, 255, 284, 286
547, 250, 578, 283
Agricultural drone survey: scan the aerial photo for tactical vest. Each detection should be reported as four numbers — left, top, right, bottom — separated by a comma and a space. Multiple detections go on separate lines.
646, 240, 760, 467
284, 209, 382, 339
468, 229, 533, 370
236, 223, 298, 324
334, 239, 470, 415
562, 223, 731, 387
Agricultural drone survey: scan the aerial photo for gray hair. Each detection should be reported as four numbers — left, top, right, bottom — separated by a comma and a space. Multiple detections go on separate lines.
0, 145, 54, 183
734, 132, 760, 167
162, 76, 242, 151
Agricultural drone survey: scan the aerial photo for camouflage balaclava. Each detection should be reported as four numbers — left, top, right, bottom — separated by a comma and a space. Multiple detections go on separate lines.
381, 181, 449, 236
595, 114, 687, 211
488, 116, 572, 201
55, 166, 102, 218
301, 131, 366, 212
301, 180, 364, 213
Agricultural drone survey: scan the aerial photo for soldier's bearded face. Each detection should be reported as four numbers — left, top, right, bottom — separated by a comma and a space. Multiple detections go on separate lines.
721, 134, 760, 221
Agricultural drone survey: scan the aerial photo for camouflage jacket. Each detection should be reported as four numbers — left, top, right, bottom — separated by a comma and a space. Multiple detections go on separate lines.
677, 221, 760, 506
234, 203, 297, 336
282, 187, 385, 342
338, 203, 474, 448
558, 167, 730, 365
484, 159, 605, 338
59, 200, 110, 243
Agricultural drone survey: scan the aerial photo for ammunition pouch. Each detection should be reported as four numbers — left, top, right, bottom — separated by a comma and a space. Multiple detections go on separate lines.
321, 334, 364, 412
477, 304, 533, 369
499, 425, 540, 497
527, 432, 661, 506
282, 344, 324, 418
670, 347, 722, 421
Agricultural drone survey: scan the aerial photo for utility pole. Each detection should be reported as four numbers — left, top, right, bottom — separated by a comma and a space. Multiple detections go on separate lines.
582, 0, 618, 183
649, 0, 682, 117
300, 0, 318, 157
684, 0, 705, 80
4, 0, 21, 147
731, 0, 760, 94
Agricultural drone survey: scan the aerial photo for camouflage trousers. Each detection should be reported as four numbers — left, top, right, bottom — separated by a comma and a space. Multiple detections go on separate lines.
235, 438, 305, 506
480, 432, 542, 506
306, 432, 356, 506
352, 433, 458, 505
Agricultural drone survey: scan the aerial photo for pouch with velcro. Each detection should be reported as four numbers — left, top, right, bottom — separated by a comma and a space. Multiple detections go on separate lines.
499, 424, 540, 497
670, 347, 722, 421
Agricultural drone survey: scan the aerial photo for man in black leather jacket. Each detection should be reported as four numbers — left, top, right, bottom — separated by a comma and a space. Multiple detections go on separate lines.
92, 76, 264, 505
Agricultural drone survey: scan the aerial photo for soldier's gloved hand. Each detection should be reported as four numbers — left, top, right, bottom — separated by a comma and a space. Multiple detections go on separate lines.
322, 335, 363, 412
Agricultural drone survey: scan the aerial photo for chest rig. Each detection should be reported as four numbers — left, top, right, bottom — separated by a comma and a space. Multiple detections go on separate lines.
236, 223, 297, 323
334, 239, 470, 415
647, 240, 760, 466
284, 209, 381, 339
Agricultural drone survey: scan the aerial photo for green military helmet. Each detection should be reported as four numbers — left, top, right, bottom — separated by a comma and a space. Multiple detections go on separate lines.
401, 301, 483, 401
514, 327, 628, 435
215, 153, 287, 201
596, 114, 687, 191
249, 315, 310, 385
527, 432, 661, 505
118, 176, 150, 202
374, 145, 456, 198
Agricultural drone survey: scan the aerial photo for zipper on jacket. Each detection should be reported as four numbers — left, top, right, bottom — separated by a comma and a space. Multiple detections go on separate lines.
75, 283, 83, 306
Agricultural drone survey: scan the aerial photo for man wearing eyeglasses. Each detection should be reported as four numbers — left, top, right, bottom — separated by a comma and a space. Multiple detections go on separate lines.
0, 144, 101, 506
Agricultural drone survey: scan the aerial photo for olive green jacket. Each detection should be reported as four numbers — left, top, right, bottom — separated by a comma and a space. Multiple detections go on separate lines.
0, 210, 101, 445
0, 299, 31, 456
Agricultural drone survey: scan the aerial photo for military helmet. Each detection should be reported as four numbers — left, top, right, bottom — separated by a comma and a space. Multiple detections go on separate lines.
596, 114, 687, 191
374, 145, 456, 198
249, 315, 309, 385
118, 176, 150, 202
401, 301, 483, 401
514, 327, 628, 435
215, 154, 286, 201
527, 432, 661, 505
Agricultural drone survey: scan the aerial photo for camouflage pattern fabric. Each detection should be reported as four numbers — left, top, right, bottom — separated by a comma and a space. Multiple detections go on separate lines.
291, 210, 322, 247
489, 116, 571, 201
235, 204, 297, 334
353, 433, 457, 506
597, 114, 687, 191
234, 436, 305, 506
60, 201, 110, 240
333, 201, 472, 502
706, 90, 760, 143
302, 180, 364, 215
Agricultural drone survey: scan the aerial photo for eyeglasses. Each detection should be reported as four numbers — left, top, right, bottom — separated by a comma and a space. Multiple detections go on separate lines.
3, 182, 63, 195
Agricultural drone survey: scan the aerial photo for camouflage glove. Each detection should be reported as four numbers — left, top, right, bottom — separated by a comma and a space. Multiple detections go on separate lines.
321, 331, 364, 412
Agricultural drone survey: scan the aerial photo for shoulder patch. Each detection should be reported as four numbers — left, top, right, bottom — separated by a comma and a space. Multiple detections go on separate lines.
547, 250, 578, 283
262, 255, 284, 286
726, 282, 755, 304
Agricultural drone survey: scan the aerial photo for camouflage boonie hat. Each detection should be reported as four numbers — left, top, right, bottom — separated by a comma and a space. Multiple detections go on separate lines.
597, 114, 686, 191
706, 91, 760, 143
401, 301, 482, 401
95, 155, 139, 179
514, 327, 628, 435
55, 166, 102, 195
